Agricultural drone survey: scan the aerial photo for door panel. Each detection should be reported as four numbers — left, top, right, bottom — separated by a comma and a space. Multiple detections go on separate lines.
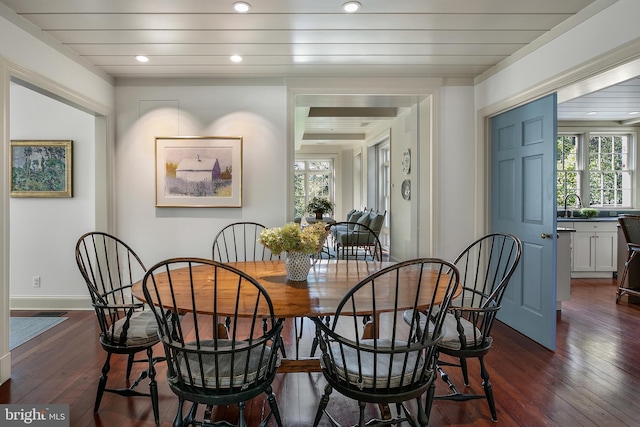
491, 93, 557, 350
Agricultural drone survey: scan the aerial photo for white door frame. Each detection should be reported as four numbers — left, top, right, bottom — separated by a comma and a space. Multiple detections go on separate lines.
0, 59, 112, 383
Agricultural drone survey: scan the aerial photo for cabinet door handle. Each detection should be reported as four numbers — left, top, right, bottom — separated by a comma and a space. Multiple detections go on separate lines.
541, 233, 552, 239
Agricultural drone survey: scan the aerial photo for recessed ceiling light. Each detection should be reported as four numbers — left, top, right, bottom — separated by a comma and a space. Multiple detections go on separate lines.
230, 55, 243, 63
587, 111, 597, 115
135, 55, 149, 63
342, 1, 361, 13
233, 2, 251, 13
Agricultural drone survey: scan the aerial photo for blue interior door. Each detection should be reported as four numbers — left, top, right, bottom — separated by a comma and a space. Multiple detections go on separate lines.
491, 94, 557, 350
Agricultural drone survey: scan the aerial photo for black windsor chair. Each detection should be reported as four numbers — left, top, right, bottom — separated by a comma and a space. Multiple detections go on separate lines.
311, 258, 460, 427
423, 233, 522, 422
75, 231, 165, 425
142, 257, 284, 427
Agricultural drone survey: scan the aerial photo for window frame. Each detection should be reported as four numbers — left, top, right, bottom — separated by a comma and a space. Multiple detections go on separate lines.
557, 128, 637, 209
294, 157, 335, 218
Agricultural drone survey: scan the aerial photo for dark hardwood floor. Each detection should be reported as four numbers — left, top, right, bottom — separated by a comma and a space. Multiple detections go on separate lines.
2, 278, 640, 426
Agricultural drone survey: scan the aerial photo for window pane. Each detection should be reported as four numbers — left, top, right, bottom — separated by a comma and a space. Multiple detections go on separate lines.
556, 135, 580, 207
588, 134, 632, 207
308, 161, 330, 171
294, 161, 306, 171
308, 174, 329, 197
294, 197, 305, 217
294, 174, 305, 196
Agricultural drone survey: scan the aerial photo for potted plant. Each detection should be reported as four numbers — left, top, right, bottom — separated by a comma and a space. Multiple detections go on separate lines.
306, 197, 334, 219
259, 222, 329, 281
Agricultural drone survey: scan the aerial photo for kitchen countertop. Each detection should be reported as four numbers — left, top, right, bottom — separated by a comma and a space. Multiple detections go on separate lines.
557, 217, 619, 222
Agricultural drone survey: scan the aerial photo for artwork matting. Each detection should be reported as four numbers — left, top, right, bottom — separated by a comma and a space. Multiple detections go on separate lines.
10, 140, 73, 198
155, 136, 243, 208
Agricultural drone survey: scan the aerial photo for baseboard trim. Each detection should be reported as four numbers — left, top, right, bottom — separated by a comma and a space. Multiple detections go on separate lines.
570, 272, 615, 279
10, 296, 92, 311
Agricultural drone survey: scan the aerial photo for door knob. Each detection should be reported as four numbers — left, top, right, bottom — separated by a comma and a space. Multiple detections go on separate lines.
541, 233, 552, 239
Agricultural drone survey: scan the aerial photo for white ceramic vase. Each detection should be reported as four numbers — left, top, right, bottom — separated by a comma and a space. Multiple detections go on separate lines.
285, 251, 311, 281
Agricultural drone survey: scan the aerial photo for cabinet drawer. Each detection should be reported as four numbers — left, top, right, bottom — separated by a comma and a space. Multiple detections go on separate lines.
571, 221, 617, 232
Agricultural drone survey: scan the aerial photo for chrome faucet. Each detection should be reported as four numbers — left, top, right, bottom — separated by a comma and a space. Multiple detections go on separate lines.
563, 193, 582, 217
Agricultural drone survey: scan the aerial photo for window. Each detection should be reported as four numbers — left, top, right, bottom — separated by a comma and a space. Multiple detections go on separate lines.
557, 132, 634, 209
557, 135, 579, 206
377, 142, 390, 249
294, 159, 334, 218
588, 135, 631, 206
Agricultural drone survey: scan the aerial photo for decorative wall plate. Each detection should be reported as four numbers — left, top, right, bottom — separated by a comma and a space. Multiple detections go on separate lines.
401, 179, 411, 200
401, 149, 411, 175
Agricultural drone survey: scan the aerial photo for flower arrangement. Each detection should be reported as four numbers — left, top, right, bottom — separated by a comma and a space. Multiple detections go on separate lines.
259, 222, 329, 255
306, 197, 334, 216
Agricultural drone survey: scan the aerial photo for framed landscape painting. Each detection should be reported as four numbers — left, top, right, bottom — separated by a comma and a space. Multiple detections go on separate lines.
155, 136, 243, 207
10, 140, 73, 198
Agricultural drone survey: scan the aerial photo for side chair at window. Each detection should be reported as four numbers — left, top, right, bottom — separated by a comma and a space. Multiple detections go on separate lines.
427, 233, 522, 422
311, 258, 460, 427
75, 231, 165, 425
142, 258, 284, 427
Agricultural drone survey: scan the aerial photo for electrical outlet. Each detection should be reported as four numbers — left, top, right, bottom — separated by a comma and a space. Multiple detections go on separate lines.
33, 276, 40, 288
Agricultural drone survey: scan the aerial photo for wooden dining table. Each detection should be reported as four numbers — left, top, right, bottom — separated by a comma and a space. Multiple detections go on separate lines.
132, 259, 453, 372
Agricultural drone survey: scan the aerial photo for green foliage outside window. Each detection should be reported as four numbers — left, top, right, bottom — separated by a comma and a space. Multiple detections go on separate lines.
557, 133, 632, 208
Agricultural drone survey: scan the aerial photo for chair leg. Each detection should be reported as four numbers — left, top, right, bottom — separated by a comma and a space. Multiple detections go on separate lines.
479, 357, 498, 421
173, 399, 184, 427
126, 353, 135, 380
264, 385, 283, 427
310, 316, 330, 357
175, 401, 197, 427
238, 401, 247, 427
147, 347, 160, 425
313, 383, 332, 427
94, 352, 112, 413
460, 357, 470, 385
617, 262, 631, 303
357, 401, 367, 427
423, 379, 436, 425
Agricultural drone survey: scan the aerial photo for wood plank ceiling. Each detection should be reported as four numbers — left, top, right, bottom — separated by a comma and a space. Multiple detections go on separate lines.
2, 0, 636, 146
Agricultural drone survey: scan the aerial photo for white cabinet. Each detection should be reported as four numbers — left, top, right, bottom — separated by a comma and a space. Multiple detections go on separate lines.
557, 230, 573, 309
570, 221, 618, 277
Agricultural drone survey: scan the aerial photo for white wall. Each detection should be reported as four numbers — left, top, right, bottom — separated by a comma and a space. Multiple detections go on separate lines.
437, 86, 476, 261
389, 108, 417, 261
114, 83, 287, 264
9, 84, 96, 306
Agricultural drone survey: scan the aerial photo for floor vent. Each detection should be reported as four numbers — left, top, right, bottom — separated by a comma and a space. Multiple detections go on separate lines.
31, 311, 67, 317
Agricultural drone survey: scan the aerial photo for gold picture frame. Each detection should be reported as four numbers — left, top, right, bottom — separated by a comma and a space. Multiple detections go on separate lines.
155, 136, 243, 208
10, 140, 73, 198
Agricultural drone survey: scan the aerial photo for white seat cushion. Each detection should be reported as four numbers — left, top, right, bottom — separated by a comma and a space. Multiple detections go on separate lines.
106, 310, 160, 347
402, 309, 443, 337
323, 339, 425, 389
176, 339, 273, 389
438, 313, 484, 350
